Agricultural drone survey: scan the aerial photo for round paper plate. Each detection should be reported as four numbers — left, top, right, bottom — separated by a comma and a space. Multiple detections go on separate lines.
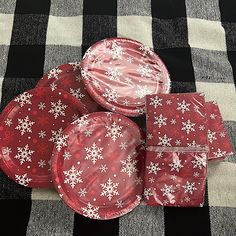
51, 112, 145, 219
36, 63, 101, 113
0, 87, 88, 188
81, 38, 170, 117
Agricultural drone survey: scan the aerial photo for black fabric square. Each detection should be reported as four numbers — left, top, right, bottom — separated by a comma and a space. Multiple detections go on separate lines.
219, 0, 236, 22
170, 81, 196, 93
226, 51, 236, 86
83, 0, 117, 16
15, 0, 51, 15
10, 14, 49, 45
5, 45, 45, 78
155, 48, 195, 83
151, 0, 187, 19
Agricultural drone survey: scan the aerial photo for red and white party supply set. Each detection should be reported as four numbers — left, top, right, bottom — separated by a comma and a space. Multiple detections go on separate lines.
0, 38, 234, 220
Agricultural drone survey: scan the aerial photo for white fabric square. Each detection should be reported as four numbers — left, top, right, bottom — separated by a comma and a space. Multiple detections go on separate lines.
0, 14, 14, 45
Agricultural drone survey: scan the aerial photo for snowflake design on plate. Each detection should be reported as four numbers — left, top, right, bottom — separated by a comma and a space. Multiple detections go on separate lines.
137, 64, 152, 78
69, 62, 80, 71
207, 130, 217, 143
158, 134, 172, 147
49, 99, 68, 119
115, 200, 124, 208
168, 157, 183, 172
38, 159, 46, 168
120, 155, 138, 177
38, 130, 46, 139
56, 134, 69, 152
15, 116, 35, 136
191, 154, 207, 169
181, 120, 195, 134
81, 202, 100, 219
135, 85, 152, 99
38, 102, 46, 110
4, 118, 13, 127
149, 96, 163, 108
146, 161, 161, 175
47, 67, 62, 79
63, 151, 71, 160
102, 88, 119, 103
108, 41, 124, 59
139, 45, 154, 55
15, 173, 32, 187
182, 181, 197, 194
63, 165, 83, 189
154, 114, 167, 128
2, 147, 12, 155
105, 67, 122, 81
49, 128, 63, 144
100, 178, 119, 201
143, 188, 155, 200
105, 121, 123, 142
14, 144, 34, 165
69, 88, 85, 100
213, 148, 227, 158
72, 115, 89, 129
81, 67, 90, 80
85, 142, 104, 164
50, 82, 57, 91
14, 92, 33, 107
176, 100, 190, 114
78, 188, 87, 197
99, 164, 108, 173
187, 140, 200, 148
119, 142, 128, 150
161, 184, 175, 196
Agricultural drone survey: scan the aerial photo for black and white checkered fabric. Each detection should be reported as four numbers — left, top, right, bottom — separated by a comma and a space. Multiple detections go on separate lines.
0, 1, 236, 235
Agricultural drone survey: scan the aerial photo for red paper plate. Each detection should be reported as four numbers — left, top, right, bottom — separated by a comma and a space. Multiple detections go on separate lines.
51, 112, 145, 219
0, 87, 88, 188
81, 38, 170, 117
36, 63, 101, 113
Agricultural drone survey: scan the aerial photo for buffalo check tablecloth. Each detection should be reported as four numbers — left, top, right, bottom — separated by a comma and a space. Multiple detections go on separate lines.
0, 0, 236, 236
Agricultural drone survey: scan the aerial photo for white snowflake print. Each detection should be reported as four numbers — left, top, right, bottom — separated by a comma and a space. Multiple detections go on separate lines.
191, 154, 207, 170
143, 188, 155, 200
135, 85, 152, 99
14, 144, 34, 165
176, 100, 190, 114
76, 75, 82, 82
49, 128, 63, 144
85, 142, 104, 164
124, 77, 132, 85
120, 155, 138, 177
175, 140, 181, 146
127, 56, 134, 63
193, 104, 200, 112
168, 157, 183, 172
210, 113, 217, 119
115, 200, 124, 208
105, 121, 123, 142
63, 165, 83, 189
38, 102, 46, 110
193, 172, 200, 178
100, 178, 119, 201
84, 129, 93, 137
135, 107, 146, 115
81, 67, 91, 80
63, 151, 71, 160
158, 134, 172, 147
170, 119, 177, 125
2, 147, 12, 156
81, 202, 100, 219
181, 120, 196, 134
170, 174, 177, 180
38, 130, 46, 139
147, 133, 153, 140
123, 99, 129, 106
15, 173, 32, 187
78, 188, 87, 197
146, 161, 161, 175
219, 132, 226, 138
134, 176, 143, 185
154, 114, 167, 128
137, 64, 152, 78
14, 92, 33, 107
71, 113, 79, 121
182, 181, 197, 194
49, 99, 68, 119
207, 130, 217, 143
213, 148, 227, 158
72, 115, 89, 129
166, 99, 172, 105
119, 142, 128, 150
47, 67, 62, 79
50, 82, 57, 91
108, 41, 124, 59
56, 134, 69, 152
99, 164, 108, 173
187, 140, 200, 148
69, 62, 80, 71
70, 88, 85, 100
149, 177, 155, 183
184, 196, 191, 203
105, 67, 122, 81
161, 184, 175, 196
149, 96, 163, 108
15, 116, 35, 136
199, 125, 205, 131
139, 45, 154, 55
102, 88, 119, 103
4, 118, 13, 127
38, 159, 46, 168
